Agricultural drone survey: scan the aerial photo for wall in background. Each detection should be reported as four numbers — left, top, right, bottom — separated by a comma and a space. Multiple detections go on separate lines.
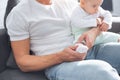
112, 0, 120, 16
0, 0, 8, 28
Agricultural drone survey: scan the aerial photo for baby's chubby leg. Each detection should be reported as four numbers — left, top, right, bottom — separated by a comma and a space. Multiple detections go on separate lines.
75, 43, 88, 59
95, 32, 120, 45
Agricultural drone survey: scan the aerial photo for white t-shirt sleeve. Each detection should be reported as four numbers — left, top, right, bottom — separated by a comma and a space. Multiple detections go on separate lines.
6, 9, 29, 41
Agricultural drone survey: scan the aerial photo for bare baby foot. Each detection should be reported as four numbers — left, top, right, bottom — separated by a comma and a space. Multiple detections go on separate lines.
118, 38, 120, 42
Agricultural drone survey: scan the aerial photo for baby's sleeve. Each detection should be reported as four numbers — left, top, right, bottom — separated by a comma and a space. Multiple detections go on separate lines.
99, 7, 112, 29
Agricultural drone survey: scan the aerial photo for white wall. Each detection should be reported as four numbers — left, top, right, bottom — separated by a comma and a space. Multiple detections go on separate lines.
112, 0, 120, 16
0, 0, 8, 28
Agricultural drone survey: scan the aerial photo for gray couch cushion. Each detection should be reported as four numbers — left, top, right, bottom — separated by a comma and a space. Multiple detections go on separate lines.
0, 68, 48, 80
101, 0, 113, 11
0, 29, 10, 72
7, 52, 18, 69
6, 51, 36, 69
109, 17, 120, 33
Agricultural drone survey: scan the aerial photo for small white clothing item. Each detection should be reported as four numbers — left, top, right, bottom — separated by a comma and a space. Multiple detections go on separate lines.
6, 0, 78, 55
75, 43, 88, 53
71, 5, 112, 30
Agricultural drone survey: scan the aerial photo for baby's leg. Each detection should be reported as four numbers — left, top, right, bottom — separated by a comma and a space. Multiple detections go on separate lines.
75, 43, 88, 59
94, 32, 120, 45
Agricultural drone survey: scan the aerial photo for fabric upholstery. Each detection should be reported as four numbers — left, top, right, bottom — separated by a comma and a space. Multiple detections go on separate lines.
101, 0, 113, 11
0, 29, 10, 72
109, 22, 120, 33
6, 52, 18, 69
0, 68, 48, 80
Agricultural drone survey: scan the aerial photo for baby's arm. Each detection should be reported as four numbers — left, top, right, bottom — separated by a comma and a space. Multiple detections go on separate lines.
99, 7, 112, 31
96, 16, 109, 31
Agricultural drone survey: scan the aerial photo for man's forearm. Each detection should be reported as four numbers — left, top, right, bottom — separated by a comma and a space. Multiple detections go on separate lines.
17, 53, 63, 72
91, 27, 101, 37
83, 27, 101, 48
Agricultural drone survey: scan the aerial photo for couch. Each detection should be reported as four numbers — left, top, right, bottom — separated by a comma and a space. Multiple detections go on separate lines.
0, 0, 120, 80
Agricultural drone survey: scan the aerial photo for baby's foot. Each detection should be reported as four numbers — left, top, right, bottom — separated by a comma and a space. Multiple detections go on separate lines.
118, 38, 120, 42
75, 43, 88, 53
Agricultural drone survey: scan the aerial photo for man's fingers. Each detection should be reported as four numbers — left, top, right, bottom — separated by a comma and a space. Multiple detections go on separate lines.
69, 45, 78, 50
77, 34, 85, 43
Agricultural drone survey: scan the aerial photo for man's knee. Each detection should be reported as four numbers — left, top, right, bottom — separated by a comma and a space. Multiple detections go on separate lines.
55, 60, 119, 80
46, 60, 119, 80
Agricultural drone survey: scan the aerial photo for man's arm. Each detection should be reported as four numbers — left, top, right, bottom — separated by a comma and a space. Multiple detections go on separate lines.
77, 27, 101, 49
11, 38, 62, 72
11, 38, 83, 72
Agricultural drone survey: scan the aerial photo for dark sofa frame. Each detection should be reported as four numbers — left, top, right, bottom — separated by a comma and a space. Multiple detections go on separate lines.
0, 0, 120, 80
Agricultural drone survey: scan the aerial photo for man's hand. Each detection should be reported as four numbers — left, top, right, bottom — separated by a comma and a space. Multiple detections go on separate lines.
77, 27, 101, 49
58, 46, 86, 62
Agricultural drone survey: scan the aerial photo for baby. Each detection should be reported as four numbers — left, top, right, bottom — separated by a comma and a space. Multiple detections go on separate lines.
71, 0, 120, 57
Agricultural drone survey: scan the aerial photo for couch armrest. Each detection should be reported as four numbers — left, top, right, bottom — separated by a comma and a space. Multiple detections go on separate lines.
0, 29, 11, 72
109, 17, 120, 33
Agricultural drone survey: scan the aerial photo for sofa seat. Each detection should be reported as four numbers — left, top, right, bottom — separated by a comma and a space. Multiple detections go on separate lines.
0, 68, 48, 80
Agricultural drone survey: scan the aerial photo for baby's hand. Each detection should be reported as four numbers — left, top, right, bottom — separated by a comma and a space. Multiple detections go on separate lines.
97, 18, 102, 26
97, 17, 104, 26
99, 22, 109, 31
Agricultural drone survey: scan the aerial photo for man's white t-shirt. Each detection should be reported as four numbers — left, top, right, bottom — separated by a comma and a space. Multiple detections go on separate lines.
6, 0, 78, 55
